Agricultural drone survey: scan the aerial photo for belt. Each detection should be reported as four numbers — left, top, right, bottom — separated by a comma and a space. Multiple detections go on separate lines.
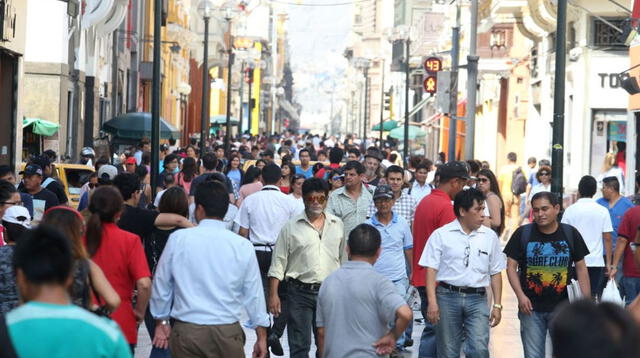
439, 282, 486, 295
253, 243, 274, 252
288, 278, 321, 292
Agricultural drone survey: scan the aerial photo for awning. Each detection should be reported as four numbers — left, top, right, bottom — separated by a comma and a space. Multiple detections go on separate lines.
23, 118, 60, 136
389, 125, 427, 140
372, 119, 398, 131
102, 112, 180, 140
210, 115, 239, 125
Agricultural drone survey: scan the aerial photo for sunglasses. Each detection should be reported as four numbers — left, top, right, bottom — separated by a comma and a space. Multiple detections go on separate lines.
332, 176, 343, 181
539, 172, 550, 176
304, 195, 326, 204
88, 183, 100, 189
478, 178, 489, 183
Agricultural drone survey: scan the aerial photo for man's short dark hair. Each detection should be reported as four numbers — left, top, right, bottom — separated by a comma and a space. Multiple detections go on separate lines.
453, 188, 486, 218
163, 154, 179, 168
348, 224, 381, 257
385, 165, 404, 178
0, 165, 14, 178
329, 147, 343, 164
261, 163, 282, 185
202, 153, 218, 171
466, 160, 480, 175
539, 159, 551, 167
347, 148, 361, 158
299, 148, 310, 157
13, 225, 73, 285
602, 176, 620, 193
344, 160, 365, 175
551, 300, 640, 358
578, 175, 597, 198
194, 181, 229, 219
416, 161, 432, 172
113, 173, 141, 201
528, 157, 537, 165
507, 152, 517, 162
214, 144, 225, 152
262, 149, 274, 159
531, 191, 559, 207
302, 177, 329, 197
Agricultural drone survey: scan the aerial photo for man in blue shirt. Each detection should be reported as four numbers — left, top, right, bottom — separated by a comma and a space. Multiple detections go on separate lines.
295, 149, 314, 178
365, 184, 413, 352
598, 176, 634, 285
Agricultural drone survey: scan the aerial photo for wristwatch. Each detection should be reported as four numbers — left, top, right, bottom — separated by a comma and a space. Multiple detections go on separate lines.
492, 304, 503, 310
159, 319, 170, 326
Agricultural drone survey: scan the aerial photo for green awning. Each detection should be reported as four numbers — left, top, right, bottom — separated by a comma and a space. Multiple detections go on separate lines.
372, 120, 399, 131
23, 118, 60, 136
389, 125, 427, 140
210, 115, 239, 125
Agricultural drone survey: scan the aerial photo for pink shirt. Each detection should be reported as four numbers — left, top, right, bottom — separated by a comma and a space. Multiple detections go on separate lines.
236, 182, 263, 208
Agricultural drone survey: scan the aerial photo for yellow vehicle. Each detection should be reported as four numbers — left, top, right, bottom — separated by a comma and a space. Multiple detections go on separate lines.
20, 163, 95, 209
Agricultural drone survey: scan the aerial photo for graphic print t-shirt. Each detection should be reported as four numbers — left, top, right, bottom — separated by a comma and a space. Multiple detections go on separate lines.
503, 224, 589, 312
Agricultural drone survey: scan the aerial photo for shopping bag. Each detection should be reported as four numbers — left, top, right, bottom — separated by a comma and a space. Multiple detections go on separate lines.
601, 279, 625, 307
567, 279, 583, 303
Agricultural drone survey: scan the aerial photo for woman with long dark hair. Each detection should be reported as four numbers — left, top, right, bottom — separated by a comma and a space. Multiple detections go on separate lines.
86, 186, 151, 349
177, 157, 198, 194
224, 155, 244, 190
41, 206, 120, 312
278, 162, 296, 194
237, 165, 263, 207
477, 168, 505, 235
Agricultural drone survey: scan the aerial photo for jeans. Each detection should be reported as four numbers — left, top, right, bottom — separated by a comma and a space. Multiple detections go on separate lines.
518, 311, 554, 358
587, 266, 605, 299
417, 287, 437, 358
434, 286, 489, 358
391, 277, 409, 349
144, 307, 171, 358
287, 282, 319, 358
622, 276, 640, 306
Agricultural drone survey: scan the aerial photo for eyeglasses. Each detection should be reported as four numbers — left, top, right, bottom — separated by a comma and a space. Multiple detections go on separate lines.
0, 201, 22, 206
88, 183, 100, 189
539, 172, 550, 176
478, 178, 489, 183
304, 195, 326, 204
332, 176, 343, 181
463, 245, 470, 268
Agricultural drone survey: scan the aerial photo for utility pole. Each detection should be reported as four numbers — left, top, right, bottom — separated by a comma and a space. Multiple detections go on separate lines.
403, 40, 410, 168
465, 0, 479, 160
379, 59, 385, 150
224, 19, 234, 153
551, 0, 568, 205
363, 66, 370, 148
200, 15, 210, 157
150, 0, 162, 195
447, 2, 461, 163
238, 61, 244, 135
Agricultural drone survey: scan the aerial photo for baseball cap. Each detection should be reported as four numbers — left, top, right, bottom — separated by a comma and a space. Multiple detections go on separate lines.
373, 184, 394, 200
2, 205, 32, 229
19, 164, 43, 177
125, 157, 137, 165
436, 161, 470, 180
97, 164, 118, 181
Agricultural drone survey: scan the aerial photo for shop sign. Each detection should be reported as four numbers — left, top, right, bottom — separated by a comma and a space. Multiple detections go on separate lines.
597, 73, 629, 89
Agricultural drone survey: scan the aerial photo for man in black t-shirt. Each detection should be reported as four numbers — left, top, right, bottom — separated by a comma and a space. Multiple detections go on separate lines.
19, 164, 59, 223
504, 191, 590, 358
188, 153, 235, 204
30, 155, 68, 205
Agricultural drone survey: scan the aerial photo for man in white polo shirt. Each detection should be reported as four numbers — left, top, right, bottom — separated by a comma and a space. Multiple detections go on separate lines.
561, 175, 613, 297
235, 162, 299, 355
420, 188, 505, 358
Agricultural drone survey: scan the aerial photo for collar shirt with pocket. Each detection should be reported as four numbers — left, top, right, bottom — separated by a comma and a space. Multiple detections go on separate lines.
327, 184, 373, 238
419, 219, 506, 288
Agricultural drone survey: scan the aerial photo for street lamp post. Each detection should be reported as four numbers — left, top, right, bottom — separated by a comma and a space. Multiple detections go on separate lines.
224, 14, 234, 153
387, 26, 411, 168
197, 0, 214, 157
150, 0, 163, 195
354, 57, 371, 150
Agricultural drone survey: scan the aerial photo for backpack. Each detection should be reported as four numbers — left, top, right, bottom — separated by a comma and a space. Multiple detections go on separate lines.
520, 223, 577, 279
511, 167, 527, 195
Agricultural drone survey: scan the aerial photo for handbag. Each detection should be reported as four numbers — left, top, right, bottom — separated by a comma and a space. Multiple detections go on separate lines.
84, 260, 112, 318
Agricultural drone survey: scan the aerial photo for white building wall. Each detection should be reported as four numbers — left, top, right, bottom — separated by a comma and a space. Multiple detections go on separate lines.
24, 0, 68, 64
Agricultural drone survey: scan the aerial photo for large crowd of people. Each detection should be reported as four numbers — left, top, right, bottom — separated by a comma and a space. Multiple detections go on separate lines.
0, 131, 640, 358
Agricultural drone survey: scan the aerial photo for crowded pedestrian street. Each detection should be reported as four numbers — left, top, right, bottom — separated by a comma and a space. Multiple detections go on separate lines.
4, 0, 640, 358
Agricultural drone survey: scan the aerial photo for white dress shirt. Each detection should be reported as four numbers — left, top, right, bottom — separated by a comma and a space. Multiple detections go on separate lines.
407, 181, 432, 204
150, 219, 270, 328
561, 197, 613, 267
234, 185, 299, 245
419, 219, 506, 288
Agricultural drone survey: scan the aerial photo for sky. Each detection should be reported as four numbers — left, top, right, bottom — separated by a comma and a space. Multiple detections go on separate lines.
281, 0, 353, 130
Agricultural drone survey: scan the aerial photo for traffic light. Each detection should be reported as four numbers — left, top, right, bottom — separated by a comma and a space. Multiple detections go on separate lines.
383, 89, 393, 119
424, 76, 437, 95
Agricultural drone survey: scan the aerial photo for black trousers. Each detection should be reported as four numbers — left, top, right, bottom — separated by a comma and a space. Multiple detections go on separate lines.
256, 250, 289, 338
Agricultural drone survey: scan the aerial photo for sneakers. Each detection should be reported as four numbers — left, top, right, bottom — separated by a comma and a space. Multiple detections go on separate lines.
267, 334, 284, 356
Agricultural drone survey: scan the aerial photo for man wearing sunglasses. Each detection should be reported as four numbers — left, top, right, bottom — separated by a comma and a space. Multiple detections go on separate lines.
268, 178, 346, 358
420, 188, 505, 358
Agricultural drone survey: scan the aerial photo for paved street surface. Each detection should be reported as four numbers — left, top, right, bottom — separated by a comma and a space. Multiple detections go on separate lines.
135, 274, 552, 358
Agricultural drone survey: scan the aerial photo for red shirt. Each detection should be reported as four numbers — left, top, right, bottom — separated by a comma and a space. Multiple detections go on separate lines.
617, 206, 640, 277
91, 222, 151, 343
412, 189, 456, 287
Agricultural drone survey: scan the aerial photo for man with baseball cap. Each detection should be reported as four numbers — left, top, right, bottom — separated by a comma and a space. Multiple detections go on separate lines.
25, 155, 68, 205
18, 164, 59, 223
124, 157, 137, 174
365, 184, 413, 353
412, 161, 469, 358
